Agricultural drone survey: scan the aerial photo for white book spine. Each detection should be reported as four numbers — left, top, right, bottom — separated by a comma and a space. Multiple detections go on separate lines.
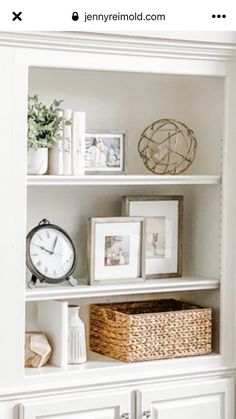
57, 110, 64, 175
37, 300, 68, 367
72, 111, 86, 175
63, 109, 72, 175
48, 110, 64, 175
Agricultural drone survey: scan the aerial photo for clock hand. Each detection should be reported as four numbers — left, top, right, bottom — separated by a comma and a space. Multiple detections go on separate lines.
32, 243, 63, 256
52, 236, 58, 253
32, 243, 53, 254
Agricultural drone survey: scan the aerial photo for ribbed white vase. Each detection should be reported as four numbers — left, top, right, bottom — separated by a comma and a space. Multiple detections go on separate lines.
68, 305, 87, 364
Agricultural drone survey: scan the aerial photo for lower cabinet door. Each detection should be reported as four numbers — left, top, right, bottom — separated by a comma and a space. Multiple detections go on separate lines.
19, 390, 131, 419
137, 378, 234, 419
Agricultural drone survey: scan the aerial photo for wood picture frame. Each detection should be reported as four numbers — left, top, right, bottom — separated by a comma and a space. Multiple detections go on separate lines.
122, 196, 183, 279
88, 217, 145, 285
85, 131, 127, 175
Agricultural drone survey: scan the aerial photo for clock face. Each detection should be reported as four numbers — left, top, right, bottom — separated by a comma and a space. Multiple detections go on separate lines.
28, 226, 75, 281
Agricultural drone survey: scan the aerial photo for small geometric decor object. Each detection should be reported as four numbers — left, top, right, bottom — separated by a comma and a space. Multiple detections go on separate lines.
138, 119, 197, 175
25, 332, 52, 368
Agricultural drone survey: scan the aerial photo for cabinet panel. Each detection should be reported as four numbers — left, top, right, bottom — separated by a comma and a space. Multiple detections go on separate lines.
19, 390, 131, 419
138, 378, 234, 419
34, 409, 117, 419
151, 394, 222, 419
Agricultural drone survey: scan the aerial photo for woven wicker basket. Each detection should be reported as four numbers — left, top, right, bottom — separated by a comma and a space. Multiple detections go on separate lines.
90, 299, 212, 363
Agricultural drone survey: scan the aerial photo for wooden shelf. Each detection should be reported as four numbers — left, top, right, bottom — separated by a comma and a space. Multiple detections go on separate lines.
25, 276, 220, 302
27, 175, 221, 187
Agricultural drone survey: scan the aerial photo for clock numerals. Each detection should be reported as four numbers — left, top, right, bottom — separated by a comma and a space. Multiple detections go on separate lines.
53, 269, 57, 276
38, 234, 43, 241
44, 267, 48, 275
46, 230, 50, 239
32, 253, 38, 257
36, 260, 42, 267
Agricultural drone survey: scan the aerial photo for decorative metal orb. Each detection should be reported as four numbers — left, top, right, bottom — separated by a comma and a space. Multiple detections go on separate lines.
138, 119, 197, 175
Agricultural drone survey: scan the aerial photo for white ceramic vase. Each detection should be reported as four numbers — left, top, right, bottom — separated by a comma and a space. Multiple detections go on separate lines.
68, 305, 87, 364
27, 148, 48, 175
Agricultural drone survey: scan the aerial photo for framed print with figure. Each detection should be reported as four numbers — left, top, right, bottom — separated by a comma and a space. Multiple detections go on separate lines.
88, 217, 145, 284
122, 196, 183, 279
85, 132, 126, 174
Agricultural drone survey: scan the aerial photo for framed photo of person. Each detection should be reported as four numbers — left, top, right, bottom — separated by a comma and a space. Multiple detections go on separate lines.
122, 196, 183, 279
85, 132, 126, 174
88, 217, 145, 285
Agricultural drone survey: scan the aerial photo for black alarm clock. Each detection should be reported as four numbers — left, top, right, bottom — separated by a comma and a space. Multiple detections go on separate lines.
26, 219, 77, 288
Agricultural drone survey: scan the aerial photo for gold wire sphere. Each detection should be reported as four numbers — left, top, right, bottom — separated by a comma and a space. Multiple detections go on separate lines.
138, 119, 197, 175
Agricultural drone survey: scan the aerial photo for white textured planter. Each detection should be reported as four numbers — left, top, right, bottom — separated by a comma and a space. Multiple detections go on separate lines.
27, 148, 48, 175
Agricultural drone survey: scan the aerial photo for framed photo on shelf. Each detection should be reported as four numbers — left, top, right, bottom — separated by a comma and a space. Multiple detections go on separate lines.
85, 131, 126, 174
88, 217, 145, 285
122, 196, 183, 279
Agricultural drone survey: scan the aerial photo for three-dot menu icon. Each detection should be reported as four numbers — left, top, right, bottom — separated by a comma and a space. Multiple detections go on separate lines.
212, 14, 226, 18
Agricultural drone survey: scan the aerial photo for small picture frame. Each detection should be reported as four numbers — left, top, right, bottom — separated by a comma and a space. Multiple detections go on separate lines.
122, 196, 183, 279
88, 217, 145, 285
85, 132, 126, 174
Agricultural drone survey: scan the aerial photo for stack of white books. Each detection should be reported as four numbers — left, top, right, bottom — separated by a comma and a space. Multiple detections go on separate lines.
49, 110, 86, 176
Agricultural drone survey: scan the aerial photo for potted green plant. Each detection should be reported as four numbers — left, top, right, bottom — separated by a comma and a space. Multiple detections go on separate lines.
27, 95, 68, 175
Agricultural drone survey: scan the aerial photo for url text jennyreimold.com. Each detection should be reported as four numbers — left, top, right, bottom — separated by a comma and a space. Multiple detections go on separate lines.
83, 12, 166, 23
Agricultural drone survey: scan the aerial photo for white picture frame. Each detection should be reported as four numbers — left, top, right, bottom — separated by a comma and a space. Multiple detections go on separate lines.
122, 196, 183, 279
88, 217, 145, 285
85, 131, 126, 174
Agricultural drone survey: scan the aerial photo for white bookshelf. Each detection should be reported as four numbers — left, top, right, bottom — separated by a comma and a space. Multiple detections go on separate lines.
1, 30, 236, 419
25, 276, 220, 301
24, 351, 220, 380
27, 175, 221, 187
25, 64, 223, 378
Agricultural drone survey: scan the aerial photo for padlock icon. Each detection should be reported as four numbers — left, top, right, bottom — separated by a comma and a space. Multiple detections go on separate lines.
72, 12, 79, 21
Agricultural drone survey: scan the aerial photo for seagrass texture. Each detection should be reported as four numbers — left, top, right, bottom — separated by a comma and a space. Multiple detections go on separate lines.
90, 299, 212, 363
